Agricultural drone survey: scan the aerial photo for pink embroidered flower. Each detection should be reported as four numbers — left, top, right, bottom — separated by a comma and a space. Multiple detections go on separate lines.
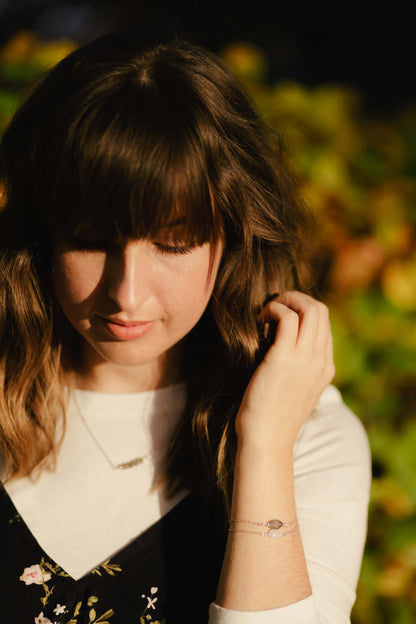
34, 613, 52, 624
19, 564, 51, 585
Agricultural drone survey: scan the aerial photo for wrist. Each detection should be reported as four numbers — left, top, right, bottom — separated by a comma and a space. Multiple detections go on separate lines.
235, 413, 298, 457
236, 435, 294, 464
231, 443, 296, 524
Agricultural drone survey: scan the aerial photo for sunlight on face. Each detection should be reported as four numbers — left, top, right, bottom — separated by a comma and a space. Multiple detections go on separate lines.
53, 235, 223, 392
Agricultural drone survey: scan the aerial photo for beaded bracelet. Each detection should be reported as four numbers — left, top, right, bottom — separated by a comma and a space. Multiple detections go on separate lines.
228, 518, 298, 538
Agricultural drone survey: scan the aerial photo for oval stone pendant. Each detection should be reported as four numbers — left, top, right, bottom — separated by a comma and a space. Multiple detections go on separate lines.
267, 519, 283, 530
268, 529, 283, 538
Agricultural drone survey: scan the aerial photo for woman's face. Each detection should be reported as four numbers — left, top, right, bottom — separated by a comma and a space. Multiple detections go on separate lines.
52, 228, 222, 392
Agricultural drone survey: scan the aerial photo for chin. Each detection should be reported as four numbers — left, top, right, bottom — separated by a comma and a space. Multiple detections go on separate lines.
96, 346, 161, 368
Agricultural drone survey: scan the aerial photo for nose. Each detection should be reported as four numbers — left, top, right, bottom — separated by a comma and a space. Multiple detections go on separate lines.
107, 240, 150, 312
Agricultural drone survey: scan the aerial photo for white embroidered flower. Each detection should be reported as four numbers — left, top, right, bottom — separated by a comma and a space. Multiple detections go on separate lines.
34, 612, 53, 624
141, 586, 159, 610
53, 604, 67, 615
19, 564, 51, 585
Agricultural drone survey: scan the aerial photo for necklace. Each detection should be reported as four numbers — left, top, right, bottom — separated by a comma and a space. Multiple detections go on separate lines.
72, 390, 150, 470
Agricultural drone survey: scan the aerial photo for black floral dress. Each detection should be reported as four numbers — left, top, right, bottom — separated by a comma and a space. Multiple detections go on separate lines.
0, 485, 226, 623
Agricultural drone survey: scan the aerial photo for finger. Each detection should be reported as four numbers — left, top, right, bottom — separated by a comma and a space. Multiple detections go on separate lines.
258, 300, 300, 350
290, 292, 332, 349
268, 291, 323, 348
324, 330, 336, 381
256, 291, 309, 322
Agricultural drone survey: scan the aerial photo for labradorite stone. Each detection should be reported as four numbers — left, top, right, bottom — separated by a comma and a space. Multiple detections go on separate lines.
267, 519, 283, 530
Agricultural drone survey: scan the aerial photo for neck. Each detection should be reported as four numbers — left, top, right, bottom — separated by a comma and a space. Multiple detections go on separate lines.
74, 344, 184, 394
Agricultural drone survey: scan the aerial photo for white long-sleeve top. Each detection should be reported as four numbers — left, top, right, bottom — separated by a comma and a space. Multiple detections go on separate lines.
4, 384, 371, 623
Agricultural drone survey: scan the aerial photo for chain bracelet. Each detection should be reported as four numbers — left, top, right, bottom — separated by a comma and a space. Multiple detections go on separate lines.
228, 518, 298, 539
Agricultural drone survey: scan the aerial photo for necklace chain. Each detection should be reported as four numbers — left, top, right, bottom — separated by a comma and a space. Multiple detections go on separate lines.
72, 390, 150, 470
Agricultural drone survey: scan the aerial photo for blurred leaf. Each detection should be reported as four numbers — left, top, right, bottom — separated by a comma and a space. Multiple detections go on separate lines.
0, 89, 20, 128
221, 42, 268, 82
382, 257, 416, 311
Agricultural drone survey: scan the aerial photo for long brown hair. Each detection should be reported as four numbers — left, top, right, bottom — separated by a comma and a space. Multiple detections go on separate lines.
0, 29, 316, 509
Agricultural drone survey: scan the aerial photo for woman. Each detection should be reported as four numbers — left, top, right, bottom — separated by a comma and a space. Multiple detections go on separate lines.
0, 29, 371, 623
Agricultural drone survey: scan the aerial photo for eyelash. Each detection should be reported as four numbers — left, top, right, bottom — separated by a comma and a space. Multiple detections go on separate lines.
65, 239, 194, 255
154, 243, 193, 255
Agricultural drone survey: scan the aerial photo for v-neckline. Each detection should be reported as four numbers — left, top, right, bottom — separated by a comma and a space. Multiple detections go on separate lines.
0, 483, 195, 581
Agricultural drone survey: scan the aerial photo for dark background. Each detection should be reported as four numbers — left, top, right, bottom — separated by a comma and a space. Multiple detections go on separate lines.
0, 0, 414, 112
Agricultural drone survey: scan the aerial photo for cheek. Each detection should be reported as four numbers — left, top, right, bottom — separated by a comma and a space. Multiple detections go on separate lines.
52, 253, 104, 309
164, 248, 221, 318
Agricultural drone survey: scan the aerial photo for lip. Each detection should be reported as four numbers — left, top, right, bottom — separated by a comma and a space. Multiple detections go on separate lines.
97, 316, 156, 340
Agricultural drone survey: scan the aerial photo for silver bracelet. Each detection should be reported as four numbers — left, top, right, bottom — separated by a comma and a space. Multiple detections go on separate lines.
228, 518, 298, 538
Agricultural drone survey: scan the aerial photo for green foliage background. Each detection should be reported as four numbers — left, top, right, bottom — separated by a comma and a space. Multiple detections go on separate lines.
1, 32, 415, 623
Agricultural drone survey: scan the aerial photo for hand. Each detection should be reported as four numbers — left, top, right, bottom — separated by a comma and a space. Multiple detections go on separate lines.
235, 291, 335, 451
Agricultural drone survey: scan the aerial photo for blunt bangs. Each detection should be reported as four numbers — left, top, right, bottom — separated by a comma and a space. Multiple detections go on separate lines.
50, 100, 218, 247
31, 59, 222, 248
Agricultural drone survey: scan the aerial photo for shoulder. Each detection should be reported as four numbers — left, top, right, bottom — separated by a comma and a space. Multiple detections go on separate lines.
293, 385, 371, 503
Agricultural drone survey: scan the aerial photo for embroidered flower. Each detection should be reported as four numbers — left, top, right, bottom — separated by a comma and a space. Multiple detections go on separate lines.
141, 587, 158, 610
53, 604, 67, 615
34, 612, 53, 624
20, 564, 51, 585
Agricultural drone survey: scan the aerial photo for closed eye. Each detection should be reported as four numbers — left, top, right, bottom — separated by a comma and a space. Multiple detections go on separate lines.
153, 243, 194, 255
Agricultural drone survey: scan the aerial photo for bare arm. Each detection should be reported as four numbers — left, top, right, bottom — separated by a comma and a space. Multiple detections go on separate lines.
216, 291, 335, 611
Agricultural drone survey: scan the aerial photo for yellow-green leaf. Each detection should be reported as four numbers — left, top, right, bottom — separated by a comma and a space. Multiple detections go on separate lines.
96, 609, 114, 622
